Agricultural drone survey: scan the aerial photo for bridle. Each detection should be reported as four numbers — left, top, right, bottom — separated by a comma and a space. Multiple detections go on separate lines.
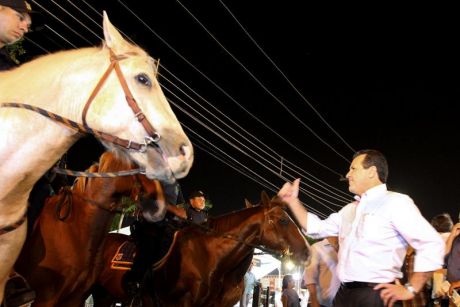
54, 175, 144, 221
221, 206, 292, 258
81, 49, 161, 151
1, 48, 162, 153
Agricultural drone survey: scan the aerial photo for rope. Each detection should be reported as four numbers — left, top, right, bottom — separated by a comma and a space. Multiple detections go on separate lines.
52, 167, 143, 178
0, 102, 149, 151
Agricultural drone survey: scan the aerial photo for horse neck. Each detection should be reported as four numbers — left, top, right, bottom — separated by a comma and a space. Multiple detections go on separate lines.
39, 188, 116, 249
0, 47, 105, 119
212, 207, 265, 246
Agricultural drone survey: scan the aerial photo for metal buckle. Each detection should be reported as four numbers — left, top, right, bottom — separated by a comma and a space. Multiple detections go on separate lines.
145, 133, 161, 145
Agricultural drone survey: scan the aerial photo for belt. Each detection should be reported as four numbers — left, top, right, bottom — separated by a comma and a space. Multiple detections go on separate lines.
341, 281, 393, 289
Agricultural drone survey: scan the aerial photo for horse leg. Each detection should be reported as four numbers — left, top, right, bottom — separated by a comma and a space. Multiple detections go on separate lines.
0, 219, 27, 302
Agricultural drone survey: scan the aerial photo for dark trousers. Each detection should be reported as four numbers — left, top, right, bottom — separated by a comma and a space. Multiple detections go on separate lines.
333, 283, 403, 307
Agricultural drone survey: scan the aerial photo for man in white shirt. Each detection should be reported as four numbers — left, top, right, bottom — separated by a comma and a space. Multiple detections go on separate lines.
279, 149, 445, 307
303, 236, 340, 307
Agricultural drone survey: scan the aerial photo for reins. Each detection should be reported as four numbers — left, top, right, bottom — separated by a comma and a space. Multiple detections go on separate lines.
0, 49, 161, 235
52, 166, 143, 178
214, 207, 289, 258
54, 186, 124, 222
0, 48, 161, 153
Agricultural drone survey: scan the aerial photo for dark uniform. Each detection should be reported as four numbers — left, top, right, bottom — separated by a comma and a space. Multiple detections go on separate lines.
185, 205, 208, 224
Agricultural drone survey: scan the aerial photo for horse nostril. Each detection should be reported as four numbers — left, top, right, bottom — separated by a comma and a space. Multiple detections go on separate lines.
179, 144, 192, 158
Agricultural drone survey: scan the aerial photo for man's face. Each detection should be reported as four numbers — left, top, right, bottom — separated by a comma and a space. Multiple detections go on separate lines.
0, 6, 31, 47
346, 154, 375, 196
190, 196, 205, 211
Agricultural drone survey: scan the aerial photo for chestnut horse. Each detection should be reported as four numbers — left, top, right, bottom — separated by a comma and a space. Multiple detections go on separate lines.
14, 151, 166, 306
0, 12, 193, 301
90, 192, 311, 307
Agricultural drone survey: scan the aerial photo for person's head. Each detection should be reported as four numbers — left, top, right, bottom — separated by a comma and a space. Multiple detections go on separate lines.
430, 213, 453, 233
346, 149, 388, 196
0, 0, 32, 48
189, 190, 206, 211
282, 274, 295, 290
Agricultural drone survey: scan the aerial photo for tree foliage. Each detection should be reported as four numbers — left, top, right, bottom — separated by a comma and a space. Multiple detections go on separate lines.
5, 39, 26, 64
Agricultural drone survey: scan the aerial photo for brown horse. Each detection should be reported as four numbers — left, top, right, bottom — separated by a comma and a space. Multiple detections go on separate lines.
90, 192, 311, 307
14, 151, 166, 307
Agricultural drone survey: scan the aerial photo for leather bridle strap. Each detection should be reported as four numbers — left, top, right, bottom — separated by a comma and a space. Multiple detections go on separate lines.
112, 51, 159, 143
0, 211, 27, 235
81, 49, 160, 146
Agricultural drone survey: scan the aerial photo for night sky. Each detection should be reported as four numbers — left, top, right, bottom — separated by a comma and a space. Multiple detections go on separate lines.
22, 1, 459, 221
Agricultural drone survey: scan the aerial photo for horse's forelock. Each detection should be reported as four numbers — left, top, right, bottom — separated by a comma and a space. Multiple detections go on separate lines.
98, 150, 134, 173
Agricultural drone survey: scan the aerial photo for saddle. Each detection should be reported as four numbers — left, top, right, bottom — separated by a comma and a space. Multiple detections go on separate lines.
111, 240, 137, 270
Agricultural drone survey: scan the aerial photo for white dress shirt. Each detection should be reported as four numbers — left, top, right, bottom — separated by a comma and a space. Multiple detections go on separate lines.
305, 184, 445, 283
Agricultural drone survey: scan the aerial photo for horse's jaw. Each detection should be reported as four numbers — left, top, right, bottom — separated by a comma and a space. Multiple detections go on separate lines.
128, 144, 194, 183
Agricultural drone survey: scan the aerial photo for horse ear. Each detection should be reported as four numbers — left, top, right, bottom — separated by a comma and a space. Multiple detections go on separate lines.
102, 11, 130, 52
245, 199, 254, 208
260, 191, 271, 207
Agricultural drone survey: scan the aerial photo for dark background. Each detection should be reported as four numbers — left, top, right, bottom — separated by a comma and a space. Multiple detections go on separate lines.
20, 1, 459, 221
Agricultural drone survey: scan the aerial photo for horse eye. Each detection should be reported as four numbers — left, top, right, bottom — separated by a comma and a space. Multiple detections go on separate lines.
135, 73, 152, 87
279, 219, 289, 226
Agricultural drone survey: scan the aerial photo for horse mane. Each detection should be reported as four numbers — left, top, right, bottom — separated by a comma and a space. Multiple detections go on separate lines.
208, 206, 262, 233
72, 164, 99, 193
71, 150, 134, 193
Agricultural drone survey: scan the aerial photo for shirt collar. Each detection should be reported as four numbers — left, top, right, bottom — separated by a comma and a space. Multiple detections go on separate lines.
356, 184, 387, 203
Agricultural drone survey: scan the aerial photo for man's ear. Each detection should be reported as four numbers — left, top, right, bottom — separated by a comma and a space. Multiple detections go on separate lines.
369, 165, 378, 179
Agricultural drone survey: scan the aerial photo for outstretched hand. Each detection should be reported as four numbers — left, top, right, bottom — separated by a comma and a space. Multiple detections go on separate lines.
278, 178, 300, 205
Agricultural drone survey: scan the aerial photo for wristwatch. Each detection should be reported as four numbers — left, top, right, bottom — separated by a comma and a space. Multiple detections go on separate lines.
404, 283, 417, 295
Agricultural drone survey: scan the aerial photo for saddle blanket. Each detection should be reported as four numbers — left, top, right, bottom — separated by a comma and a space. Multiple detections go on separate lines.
111, 240, 136, 271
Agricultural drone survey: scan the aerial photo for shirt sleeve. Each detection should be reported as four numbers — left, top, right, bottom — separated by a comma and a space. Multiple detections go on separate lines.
390, 195, 445, 272
305, 212, 340, 239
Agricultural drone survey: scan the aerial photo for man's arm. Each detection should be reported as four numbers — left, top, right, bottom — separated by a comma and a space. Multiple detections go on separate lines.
446, 223, 460, 255
306, 284, 321, 307
278, 179, 308, 231
166, 204, 187, 219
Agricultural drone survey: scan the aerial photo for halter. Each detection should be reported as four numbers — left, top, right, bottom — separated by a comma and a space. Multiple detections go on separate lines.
81, 49, 161, 148
0, 48, 162, 152
221, 206, 291, 258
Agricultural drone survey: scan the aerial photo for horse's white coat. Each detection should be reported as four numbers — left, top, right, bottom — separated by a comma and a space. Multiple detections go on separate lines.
0, 12, 193, 301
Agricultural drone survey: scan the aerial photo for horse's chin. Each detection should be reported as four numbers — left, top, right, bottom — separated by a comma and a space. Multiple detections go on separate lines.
142, 148, 193, 182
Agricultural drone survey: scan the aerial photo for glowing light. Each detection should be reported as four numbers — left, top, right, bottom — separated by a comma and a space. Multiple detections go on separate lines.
285, 260, 294, 271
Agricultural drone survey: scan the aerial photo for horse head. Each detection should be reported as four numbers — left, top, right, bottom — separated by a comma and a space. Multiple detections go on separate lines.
72, 151, 166, 222
258, 191, 310, 265
92, 13, 194, 182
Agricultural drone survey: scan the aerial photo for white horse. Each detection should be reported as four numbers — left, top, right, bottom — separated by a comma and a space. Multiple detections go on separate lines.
0, 12, 193, 301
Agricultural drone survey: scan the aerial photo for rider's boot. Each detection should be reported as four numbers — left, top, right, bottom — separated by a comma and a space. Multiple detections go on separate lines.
3, 272, 36, 307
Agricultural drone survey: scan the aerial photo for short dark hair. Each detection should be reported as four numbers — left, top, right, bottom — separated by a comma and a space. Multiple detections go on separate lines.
430, 213, 453, 233
282, 274, 293, 290
353, 149, 388, 183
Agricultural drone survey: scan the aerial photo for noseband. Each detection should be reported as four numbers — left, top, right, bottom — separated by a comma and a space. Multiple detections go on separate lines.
222, 207, 291, 258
